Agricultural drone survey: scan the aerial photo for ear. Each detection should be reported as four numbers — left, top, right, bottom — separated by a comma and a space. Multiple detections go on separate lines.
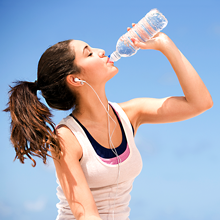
66, 75, 83, 87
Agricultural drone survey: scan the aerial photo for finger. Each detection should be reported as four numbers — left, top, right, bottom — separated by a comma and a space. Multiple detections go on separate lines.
131, 38, 147, 48
131, 38, 140, 46
127, 23, 135, 32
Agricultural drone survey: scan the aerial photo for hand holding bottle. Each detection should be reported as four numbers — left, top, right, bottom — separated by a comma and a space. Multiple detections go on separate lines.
109, 9, 168, 62
128, 25, 169, 53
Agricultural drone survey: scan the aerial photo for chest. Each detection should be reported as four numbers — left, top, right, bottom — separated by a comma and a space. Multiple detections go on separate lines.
86, 122, 123, 150
79, 133, 143, 188
67, 103, 143, 188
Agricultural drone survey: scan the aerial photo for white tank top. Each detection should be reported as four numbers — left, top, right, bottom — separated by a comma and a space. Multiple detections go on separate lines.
55, 102, 143, 220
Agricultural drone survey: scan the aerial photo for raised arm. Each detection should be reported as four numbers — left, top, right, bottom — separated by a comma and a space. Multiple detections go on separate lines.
119, 31, 213, 135
51, 127, 102, 220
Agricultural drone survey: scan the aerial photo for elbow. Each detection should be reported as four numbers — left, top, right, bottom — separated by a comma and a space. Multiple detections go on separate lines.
204, 95, 214, 110
207, 98, 214, 109
197, 96, 213, 113
189, 95, 213, 115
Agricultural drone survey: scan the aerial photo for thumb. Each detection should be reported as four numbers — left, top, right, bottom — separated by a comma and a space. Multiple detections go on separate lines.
131, 38, 145, 48
131, 37, 157, 50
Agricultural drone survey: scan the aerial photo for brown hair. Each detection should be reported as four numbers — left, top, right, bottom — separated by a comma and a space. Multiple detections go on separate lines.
4, 40, 81, 167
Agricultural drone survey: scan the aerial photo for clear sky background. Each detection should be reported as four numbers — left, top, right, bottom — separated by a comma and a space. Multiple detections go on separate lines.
1, 0, 220, 220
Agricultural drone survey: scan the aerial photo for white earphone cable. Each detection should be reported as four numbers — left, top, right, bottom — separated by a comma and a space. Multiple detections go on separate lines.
107, 105, 121, 220
83, 80, 121, 220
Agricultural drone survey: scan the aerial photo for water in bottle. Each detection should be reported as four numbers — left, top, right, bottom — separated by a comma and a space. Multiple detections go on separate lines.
109, 9, 168, 62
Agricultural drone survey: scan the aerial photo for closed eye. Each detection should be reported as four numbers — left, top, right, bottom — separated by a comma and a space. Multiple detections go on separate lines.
88, 52, 93, 57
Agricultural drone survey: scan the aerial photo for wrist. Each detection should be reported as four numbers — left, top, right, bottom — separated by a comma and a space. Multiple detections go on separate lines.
156, 33, 172, 52
158, 35, 178, 57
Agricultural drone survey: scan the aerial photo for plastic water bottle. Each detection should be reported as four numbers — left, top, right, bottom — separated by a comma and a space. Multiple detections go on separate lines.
109, 9, 168, 62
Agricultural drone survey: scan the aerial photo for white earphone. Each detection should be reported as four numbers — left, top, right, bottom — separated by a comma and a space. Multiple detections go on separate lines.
74, 78, 86, 85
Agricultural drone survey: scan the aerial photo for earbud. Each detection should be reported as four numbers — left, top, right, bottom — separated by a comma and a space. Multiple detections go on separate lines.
74, 78, 85, 85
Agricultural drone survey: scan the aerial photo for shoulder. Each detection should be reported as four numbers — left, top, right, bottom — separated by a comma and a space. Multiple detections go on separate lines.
118, 99, 139, 112
117, 98, 159, 133
55, 124, 83, 161
118, 98, 145, 119
111, 99, 138, 115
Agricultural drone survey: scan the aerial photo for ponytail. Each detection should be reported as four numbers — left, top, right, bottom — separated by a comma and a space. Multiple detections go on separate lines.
4, 81, 60, 167
5, 39, 80, 166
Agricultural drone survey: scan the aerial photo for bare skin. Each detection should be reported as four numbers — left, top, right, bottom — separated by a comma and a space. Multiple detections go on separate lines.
52, 24, 213, 220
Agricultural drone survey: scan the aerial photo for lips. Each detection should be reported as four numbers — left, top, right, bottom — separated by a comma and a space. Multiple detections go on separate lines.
107, 57, 114, 64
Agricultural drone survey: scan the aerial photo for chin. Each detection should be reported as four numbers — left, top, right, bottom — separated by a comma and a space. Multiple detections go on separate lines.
111, 69, 119, 79
113, 67, 119, 74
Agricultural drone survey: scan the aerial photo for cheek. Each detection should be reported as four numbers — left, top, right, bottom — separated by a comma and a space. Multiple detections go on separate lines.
86, 60, 105, 73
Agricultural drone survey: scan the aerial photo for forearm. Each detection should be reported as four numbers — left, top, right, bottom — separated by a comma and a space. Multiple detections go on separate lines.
160, 36, 213, 110
128, 32, 213, 126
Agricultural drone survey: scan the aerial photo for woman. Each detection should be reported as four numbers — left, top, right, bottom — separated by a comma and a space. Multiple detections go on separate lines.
5, 24, 213, 220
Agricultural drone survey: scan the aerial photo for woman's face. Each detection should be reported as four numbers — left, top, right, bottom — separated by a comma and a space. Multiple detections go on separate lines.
70, 40, 118, 85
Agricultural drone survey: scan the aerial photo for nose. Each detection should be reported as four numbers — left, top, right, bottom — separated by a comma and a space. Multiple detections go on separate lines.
98, 49, 105, 58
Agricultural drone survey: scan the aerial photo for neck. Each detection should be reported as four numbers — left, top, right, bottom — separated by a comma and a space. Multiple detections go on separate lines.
73, 83, 109, 123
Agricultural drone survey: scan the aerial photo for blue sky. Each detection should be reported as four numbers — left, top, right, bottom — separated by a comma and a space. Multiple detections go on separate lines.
1, 0, 220, 219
